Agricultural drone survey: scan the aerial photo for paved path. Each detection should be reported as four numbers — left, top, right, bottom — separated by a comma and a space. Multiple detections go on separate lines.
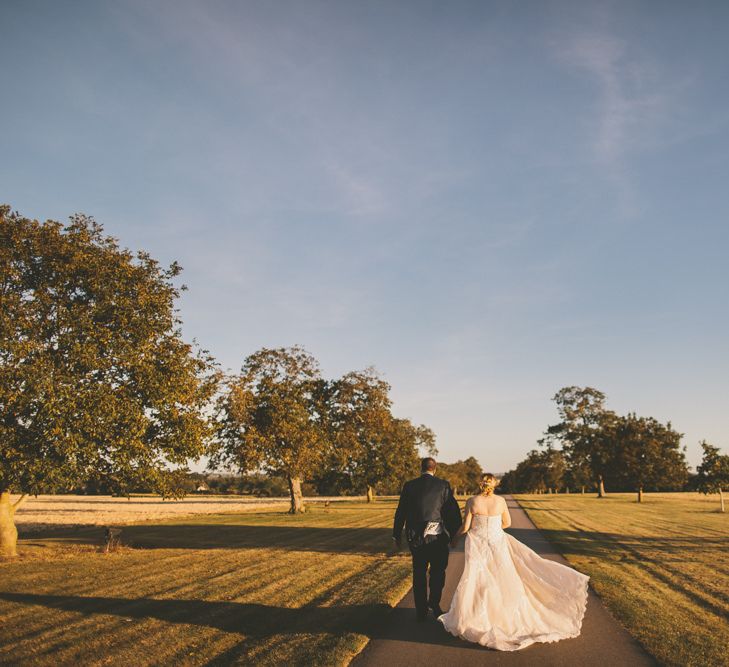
354, 496, 656, 667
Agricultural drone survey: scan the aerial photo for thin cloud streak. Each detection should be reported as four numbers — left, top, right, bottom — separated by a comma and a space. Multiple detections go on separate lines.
554, 31, 680, 219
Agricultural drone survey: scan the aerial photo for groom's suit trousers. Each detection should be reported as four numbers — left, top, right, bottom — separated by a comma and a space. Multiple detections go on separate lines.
410, 535, 449, 611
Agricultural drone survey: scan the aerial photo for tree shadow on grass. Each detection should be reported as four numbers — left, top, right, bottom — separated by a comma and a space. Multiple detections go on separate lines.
515, 528, 729, 558
20, 524, 397, 555
0, 591, 464, 649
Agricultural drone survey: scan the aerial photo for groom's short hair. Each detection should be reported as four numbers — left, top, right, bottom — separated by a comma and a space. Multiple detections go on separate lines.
421, 457, 437, 473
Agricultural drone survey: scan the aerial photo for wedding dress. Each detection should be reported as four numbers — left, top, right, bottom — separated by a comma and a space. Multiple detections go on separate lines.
439, 512, 589, 651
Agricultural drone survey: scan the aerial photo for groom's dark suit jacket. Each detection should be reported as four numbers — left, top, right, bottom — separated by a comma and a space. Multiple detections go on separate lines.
393, 474, 462, 549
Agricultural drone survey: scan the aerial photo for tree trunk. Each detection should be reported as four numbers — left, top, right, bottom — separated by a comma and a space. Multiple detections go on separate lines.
638, 487, 643, 503
366, 485, 375, 503
720, 488, 725, 513
597, 476, 606, 498
287, 476, 305, 514
581, 486, 585, 494
0, 492, 22, 558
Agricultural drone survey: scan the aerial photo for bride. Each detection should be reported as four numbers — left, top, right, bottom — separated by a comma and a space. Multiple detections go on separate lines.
439, 474, 589, 651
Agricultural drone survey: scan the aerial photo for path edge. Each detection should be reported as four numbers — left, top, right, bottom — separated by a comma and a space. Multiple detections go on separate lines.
343, 564, 414, 666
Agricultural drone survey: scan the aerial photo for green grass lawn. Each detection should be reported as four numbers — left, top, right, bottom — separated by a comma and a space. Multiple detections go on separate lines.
515, 492, 729, 667
0, 500, 411, 666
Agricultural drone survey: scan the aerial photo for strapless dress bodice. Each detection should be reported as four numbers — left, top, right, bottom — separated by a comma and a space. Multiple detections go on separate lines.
469, 514, 504, 543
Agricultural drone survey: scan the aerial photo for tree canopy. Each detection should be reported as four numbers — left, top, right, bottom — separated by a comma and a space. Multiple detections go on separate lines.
0, 206, 219, 556
610, 413, 687, 501
437, 457, 484, 495
212, 349, 437, 509
210, 346, 327, 513
696, 441, 729, 512
542, 386, 615, 497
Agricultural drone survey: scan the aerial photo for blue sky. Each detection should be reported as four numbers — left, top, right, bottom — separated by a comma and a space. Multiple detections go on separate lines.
2, 0, 727, 472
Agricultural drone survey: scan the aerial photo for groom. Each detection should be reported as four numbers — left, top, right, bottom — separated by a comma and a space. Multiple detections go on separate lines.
393, 457, 462, 621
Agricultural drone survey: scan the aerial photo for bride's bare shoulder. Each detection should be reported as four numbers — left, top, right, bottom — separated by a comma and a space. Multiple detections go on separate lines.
467, 494, 487, 508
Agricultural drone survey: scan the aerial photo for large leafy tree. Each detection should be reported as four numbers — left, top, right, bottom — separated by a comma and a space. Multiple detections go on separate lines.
324, 369, 393, 502
611, 413, 687, 502
377, 418, 436, 495
543, 386, 616, 497
211, 346, 327, 513
320, 368, 436, 501
696, 441, 729, 512
0, 207, 219, 557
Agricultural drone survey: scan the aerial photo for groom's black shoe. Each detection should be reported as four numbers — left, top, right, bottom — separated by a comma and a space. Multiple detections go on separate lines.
428, 601, 444, 617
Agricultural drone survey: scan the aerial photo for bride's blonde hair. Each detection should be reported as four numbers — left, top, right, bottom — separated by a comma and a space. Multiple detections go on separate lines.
478, 473, 499, 496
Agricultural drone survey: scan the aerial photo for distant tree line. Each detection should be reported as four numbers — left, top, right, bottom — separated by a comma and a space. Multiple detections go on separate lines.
500, 386, 728, 508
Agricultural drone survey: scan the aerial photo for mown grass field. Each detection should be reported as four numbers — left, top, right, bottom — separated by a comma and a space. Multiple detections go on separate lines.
515, 492, 729, 667
0, 500, 411, 666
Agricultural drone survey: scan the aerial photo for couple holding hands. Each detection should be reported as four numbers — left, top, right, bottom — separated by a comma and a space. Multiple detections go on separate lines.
392, 457, 589, 651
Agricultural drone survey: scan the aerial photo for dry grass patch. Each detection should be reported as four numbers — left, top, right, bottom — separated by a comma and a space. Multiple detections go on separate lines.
0, 500, 410, 666
11, 494, 366, 532
515, 492, 729, 667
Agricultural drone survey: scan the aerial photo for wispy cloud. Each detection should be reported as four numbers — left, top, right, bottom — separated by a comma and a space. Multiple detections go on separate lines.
562, 35, 667, 167
554, 31, 680, 219
323, 160, 388, 217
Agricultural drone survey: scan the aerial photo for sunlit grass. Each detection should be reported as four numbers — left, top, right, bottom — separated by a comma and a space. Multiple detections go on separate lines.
514, 492, 729, 667
0, 501, 411, 666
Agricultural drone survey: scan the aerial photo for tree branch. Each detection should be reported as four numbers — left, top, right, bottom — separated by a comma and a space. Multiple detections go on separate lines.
12, 494, 28, 510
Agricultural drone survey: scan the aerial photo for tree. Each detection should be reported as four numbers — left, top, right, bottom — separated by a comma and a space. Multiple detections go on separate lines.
612, 414, 687, 502
564, 458, 592, 494
543, 386, 615, 497
499, 448, 566, 494
379, 418, 435, 495
506, 450, 546, 493
324, 369, 394, 502
542, 447, 567, 493
0, 207, 218, 557
319, 366, 437, 501
460, 457, 485, 494
438, 458, 484, 495
437, 462, 467, 496
696, 441, 729, 512
210, 346, 327, 513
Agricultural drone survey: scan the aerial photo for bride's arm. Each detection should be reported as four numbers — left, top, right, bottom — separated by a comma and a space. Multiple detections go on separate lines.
500, 497, 512, 529
450, 500, 473, 546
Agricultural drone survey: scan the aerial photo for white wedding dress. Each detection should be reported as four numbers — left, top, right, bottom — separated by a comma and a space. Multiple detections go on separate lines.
439, 510, 589, 651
